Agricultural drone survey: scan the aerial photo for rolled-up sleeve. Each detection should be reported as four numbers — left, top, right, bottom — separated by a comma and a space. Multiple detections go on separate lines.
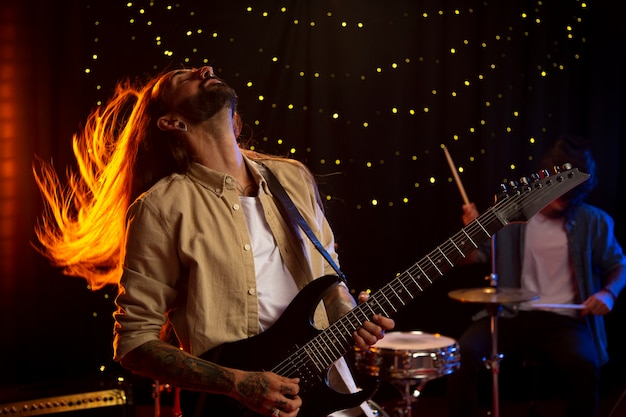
113, 198, 180, 361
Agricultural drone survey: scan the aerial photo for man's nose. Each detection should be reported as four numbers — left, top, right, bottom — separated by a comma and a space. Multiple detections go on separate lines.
199, 66, 214, 79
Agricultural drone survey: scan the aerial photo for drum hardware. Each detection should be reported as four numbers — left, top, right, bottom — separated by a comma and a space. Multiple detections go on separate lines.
449, 285, 538, 417
366, 400, 391, 417
448, 235, 538, 417
152, 381, 182, 417
447, 286, 540, 305
356, 331, 460, 417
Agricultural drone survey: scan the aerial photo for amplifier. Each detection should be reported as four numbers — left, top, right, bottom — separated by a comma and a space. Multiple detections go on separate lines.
0, 388, 127, 416
0, 375, 134, 417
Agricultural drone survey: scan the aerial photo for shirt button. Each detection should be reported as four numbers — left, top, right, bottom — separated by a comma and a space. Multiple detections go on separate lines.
244, 244, 251, 251
248, 288, 256, 295
233, 203, 240, 210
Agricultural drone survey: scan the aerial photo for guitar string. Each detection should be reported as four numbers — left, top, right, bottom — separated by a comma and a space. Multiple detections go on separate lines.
270, 171, 577, 379
271, 172, 567, 379
269, 170, 584, 381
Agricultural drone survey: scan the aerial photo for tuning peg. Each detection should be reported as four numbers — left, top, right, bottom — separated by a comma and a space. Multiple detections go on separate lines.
508, 180, 519, 188
530, 173, 541, 182
539, 169, 550, 178
561, 162, 573, 170
518, 177, 531, 187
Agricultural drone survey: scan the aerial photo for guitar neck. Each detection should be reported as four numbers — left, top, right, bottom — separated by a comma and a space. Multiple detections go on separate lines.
300, 207, 503, 368
272, 166, 589, 377
369, 205, 505, 311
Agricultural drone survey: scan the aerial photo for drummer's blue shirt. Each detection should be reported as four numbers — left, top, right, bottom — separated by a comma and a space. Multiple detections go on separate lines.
479, 202, 626, 365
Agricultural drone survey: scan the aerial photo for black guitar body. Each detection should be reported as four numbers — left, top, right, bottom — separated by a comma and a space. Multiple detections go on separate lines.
181, 275, 379, 417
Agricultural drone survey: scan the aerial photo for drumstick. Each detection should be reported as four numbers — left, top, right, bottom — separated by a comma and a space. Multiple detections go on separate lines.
528, 303, 585, 310
442, 145, 470, 205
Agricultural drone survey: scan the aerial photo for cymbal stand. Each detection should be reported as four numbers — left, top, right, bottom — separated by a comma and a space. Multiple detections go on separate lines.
485, 234, 501, 417
448, 237, 538, 417
485, 301, 502, 417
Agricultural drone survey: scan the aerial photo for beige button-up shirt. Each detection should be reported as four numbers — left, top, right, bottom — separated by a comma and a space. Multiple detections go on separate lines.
113, 155, 337, 360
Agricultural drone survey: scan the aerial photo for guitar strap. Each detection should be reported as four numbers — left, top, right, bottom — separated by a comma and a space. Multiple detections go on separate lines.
258, 162, 347, 283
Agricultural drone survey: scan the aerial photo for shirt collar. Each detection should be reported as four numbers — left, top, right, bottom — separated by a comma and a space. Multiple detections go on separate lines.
185, 155, 269, 197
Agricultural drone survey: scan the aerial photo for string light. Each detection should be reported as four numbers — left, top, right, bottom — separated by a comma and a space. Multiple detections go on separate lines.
86, 1, 589, 210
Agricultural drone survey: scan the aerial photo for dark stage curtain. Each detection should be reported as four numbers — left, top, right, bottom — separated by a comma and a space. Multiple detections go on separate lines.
1, 0, 624, 406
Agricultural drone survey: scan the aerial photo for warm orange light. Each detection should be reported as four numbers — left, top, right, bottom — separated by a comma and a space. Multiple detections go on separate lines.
0, 10, 19, 282
32, 81, 153, 290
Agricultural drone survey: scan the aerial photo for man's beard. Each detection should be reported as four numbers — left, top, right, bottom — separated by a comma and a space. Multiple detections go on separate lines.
176, 81, 238, 124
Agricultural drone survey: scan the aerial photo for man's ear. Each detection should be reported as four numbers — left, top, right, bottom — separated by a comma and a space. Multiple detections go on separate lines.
157, 116, 188, 132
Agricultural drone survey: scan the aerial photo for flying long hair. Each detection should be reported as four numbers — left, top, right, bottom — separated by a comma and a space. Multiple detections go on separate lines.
33, 70, 196, 290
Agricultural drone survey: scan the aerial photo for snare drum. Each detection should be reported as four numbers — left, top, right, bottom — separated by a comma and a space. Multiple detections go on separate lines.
355, 331, 460, 381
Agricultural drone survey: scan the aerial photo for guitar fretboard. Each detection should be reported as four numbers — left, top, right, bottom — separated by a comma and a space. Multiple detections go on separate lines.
270, 167, 589, 388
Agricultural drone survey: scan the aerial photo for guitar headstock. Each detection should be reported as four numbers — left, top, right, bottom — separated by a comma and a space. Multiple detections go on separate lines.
493, 164, 590, 224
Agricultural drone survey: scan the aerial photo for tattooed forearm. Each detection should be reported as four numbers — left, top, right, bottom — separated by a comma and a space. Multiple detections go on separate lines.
236, 373, 269, 408
121, 340, 235, 394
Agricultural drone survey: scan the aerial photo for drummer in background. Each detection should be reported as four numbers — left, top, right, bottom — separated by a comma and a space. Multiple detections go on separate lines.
446, 135, 626, 417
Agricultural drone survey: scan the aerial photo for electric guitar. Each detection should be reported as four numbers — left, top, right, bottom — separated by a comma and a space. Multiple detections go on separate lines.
182, 166, 590, 417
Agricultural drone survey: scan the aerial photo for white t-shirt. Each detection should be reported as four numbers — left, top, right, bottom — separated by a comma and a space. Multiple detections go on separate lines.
520, 212, 579, 317
240, 196, 299, 331
241, 196, 375, 417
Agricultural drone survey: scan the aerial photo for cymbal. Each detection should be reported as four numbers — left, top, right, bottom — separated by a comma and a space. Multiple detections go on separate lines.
448, 287, 539, 305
